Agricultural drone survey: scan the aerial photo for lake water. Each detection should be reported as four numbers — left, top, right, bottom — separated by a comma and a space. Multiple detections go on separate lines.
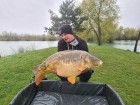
0, 40, 139, 57
107, 40, 140, 52
0, 41, 58, 57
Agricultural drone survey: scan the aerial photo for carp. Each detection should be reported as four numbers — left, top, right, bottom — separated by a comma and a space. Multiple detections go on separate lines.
32, 50, 103, 85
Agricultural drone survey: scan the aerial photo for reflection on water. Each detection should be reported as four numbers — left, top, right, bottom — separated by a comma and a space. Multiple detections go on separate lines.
114, 40, 138, 45
107, 40, 140, 52
0, 40, 139, 57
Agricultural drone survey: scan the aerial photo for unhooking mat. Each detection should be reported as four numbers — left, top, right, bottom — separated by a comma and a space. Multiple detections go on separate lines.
30, 91, 109, 105
10, 80, 125, 105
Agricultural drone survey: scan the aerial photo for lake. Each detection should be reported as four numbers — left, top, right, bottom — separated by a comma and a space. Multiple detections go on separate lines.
106, 40, 140, 52
0, 41, 58, 57
0, 40, 139, 57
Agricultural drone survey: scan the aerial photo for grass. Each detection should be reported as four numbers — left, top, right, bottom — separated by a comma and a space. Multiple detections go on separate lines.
0, 45, 140, 105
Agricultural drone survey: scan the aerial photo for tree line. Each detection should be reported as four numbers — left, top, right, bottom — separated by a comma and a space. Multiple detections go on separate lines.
0, 32, 59, 41
1, 0, 139, 44
45, 0, 139, 45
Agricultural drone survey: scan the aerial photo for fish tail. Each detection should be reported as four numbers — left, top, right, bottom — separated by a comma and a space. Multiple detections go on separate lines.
35, 70, 45, 85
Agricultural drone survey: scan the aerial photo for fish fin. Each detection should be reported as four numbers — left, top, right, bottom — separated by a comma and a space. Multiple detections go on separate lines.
35, 71, 45, 85
67, 76, 76, 84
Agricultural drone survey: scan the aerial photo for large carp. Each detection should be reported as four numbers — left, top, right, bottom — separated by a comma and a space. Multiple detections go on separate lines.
32, 50, 103, 85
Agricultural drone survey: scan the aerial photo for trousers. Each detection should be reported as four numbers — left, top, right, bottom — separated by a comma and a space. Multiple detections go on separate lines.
58, 69, 94, 82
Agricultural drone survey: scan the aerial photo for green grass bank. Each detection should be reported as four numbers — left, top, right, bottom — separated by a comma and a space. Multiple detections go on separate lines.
0, 45, 140, 105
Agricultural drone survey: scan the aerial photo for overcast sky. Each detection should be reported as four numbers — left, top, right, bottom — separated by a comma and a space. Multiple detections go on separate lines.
0, 0, 140, 34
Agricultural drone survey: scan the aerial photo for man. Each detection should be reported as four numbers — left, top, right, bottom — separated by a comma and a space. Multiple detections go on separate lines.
56, 24, 94, 82
31, 24, 93, 83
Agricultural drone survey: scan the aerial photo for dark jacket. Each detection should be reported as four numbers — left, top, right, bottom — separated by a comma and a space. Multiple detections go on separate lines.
57, 35, 93, 82
58, 35, 89, 52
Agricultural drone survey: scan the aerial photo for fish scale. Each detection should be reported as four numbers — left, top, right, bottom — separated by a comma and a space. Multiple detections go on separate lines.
32, 50, 103, 85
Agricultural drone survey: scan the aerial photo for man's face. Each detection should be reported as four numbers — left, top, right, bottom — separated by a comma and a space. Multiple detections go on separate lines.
60, 33, 75, 43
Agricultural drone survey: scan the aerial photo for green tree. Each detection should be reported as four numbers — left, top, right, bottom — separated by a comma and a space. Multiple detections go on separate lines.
81, 0, 119, 45
123, 27, 138, 40
46, 0, 87, 35
115, 26, 124, 40
59, 0, 87, 32
44, 10, 61, 35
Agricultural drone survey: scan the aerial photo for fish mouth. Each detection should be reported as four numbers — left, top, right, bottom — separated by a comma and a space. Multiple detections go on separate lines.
99, 61, 103, 65
93, 60, 103, 67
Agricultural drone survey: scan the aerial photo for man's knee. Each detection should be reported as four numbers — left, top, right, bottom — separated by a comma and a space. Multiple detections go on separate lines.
79, 69, 94, 82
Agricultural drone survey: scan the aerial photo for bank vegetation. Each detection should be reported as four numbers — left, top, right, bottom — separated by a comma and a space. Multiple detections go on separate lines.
0, 32, 59, 41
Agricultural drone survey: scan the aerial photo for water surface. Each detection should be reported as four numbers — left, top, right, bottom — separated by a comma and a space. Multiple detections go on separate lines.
0, 40, 139, 57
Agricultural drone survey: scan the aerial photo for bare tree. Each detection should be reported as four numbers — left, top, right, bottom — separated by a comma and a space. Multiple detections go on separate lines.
134, 31, 140, 52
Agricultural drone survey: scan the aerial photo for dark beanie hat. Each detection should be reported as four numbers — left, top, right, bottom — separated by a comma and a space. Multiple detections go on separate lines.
59, 24, 73, 35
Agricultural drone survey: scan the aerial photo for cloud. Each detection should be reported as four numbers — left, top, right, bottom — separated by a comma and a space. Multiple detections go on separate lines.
0, 0, 140, 34
0, 0, 64, 34
117, 0, 140, 28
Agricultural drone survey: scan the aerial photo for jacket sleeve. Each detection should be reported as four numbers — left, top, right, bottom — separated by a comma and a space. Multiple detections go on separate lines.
57, 40, 62, 52
57, 40, 67, 52
80, 40, 89, 52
